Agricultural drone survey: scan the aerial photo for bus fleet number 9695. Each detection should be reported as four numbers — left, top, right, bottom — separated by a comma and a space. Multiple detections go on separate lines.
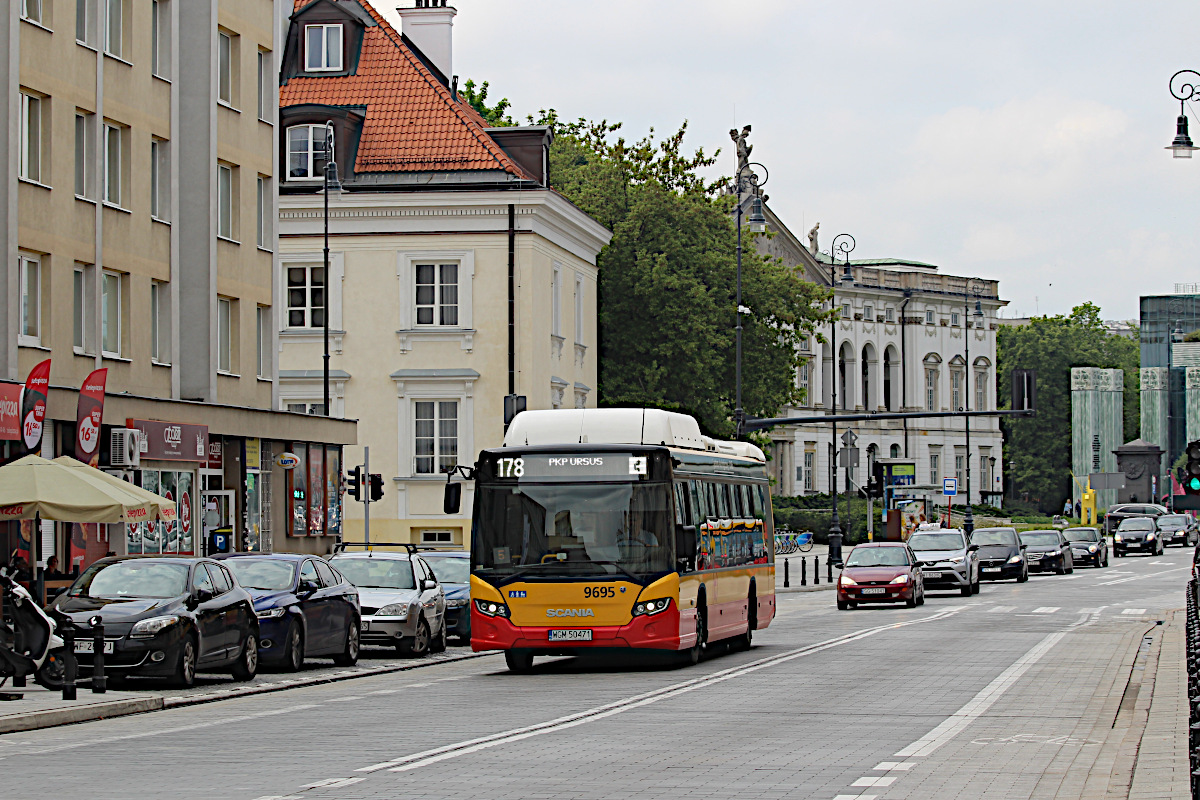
583, 586, 616, 599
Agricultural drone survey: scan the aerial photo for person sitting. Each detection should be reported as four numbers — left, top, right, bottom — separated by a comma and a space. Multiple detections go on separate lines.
45, 555, 67, 580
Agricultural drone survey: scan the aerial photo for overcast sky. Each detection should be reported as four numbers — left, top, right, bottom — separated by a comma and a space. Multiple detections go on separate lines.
387, 1, 1200, 321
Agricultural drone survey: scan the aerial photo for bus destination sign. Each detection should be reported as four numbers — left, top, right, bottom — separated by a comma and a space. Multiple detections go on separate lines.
494, 453, 647, 482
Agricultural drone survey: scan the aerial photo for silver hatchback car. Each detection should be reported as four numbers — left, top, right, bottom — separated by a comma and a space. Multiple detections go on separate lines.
331, 551, 448, 656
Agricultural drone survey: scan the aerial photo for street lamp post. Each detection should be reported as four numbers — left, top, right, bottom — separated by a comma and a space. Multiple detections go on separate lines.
1167, 70, 1200, 158
322, 121, 342, 417
962, 280, 984, 535
827, 233, 855, 565
733, 150, 768, 440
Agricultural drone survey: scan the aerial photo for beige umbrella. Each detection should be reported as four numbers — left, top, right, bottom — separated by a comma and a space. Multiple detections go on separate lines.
0, 454, 164, 524
51, 456, 176, 523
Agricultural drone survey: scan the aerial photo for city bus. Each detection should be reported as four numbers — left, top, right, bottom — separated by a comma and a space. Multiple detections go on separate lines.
443, 408, 776, 672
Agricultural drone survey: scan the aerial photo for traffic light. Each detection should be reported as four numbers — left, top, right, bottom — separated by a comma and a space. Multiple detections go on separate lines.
346, 466, 362, 501
1185, 440, 1200, 495
369, 473, 384, 502
866, 460, 884, 499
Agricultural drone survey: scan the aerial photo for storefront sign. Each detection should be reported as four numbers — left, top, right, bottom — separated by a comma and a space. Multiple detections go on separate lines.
76, 369, 108, 467
22, 359, 51, 451
275, 452, 300, 469
205, 439, 223, 470
245, 438, 261, 470
126, 418, 209, 462
0, 383, 21, 441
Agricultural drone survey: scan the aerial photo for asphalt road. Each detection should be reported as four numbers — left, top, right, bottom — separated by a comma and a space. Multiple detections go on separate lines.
0, 543, 1190, 800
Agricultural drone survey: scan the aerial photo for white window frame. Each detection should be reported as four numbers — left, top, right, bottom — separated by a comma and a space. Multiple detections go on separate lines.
285, 401, 326, 416
551, 263, 562, 338
950, 311, 960, 327
258, 49, 272, 122
19, 93, 42, 184
414, 262, 460, 328
885, 307, 895, 322
73, 267, 86, 350
217, 296, 233, 374
924, 366, 938, 411
150, 281, 170, 364
101, 270, 122, 357
574, 273, 584, 345
150, 139, 163, 220
395, 251, 475, 352
105, 0, 122, 59
975, 370, 988, 412
929, 451, 940, 485
925, 309, 934, 324
18, 254, 41, 346
951, 369, 963, 411
284, 264, 325, 330
22, 0, 43, 25
413, 400, 459, 475
77, 0, 97, 46
218, 31, 233, 106
151, 1, 163, 77
285, 124, 328, 182
217, 163, 234, 241
864, 304, 874, 321
103, 123, 122, 207
803, 451, 814, 492
75, 112, 92, 198
797, 360, 810, 400
256, 175, 271, 250
256, 305, 270, 379
304, 24, 343, 72
393, 373, 477, 484
955, 454, 965, 488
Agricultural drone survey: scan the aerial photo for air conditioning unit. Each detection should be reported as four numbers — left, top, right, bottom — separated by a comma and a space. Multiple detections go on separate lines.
110, 428, 142, 468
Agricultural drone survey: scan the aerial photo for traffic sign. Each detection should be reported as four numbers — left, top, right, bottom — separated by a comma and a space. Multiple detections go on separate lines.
942, 477, 958, 496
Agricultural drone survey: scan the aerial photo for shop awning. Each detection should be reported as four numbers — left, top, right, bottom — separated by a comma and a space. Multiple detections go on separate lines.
52, 456, 177, 522
0, 455, 175, 524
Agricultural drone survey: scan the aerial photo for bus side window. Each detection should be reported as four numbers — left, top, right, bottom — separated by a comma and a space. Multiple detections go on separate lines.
751, 484, 766, 518
689, 480, 706, 520
673, 482, 688, 526
738, 484, 752, 519
715, 483, 729, 518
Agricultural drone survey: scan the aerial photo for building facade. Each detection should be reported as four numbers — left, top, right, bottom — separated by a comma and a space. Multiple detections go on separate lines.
2, 0, 355, 570
1070, 367, 1124, 510
277, 0, 609, 547
757, 208, 1005, 506
1139, 293, 1200, 494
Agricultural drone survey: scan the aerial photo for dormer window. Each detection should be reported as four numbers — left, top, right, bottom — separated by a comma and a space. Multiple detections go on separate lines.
305, 24, 343, 72
287, 124, 329, 181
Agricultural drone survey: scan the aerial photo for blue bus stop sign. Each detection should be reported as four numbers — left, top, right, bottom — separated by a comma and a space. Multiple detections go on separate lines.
942, 477, 958, 497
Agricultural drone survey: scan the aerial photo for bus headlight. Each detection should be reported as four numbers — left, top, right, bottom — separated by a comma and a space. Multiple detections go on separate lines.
474, 599, 511, 618
632, 598, 671, 617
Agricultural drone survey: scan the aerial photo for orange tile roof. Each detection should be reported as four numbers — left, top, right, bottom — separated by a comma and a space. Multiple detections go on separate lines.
285, 0, 528, 178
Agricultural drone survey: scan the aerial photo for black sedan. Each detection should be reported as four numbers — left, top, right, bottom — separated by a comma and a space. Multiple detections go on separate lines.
1063, 527, 1108, 567
51, 556, 258, 688
1114, 517, 1163, 557
1154, 514, 1198, 548
971, 527, 1029, 582
218, 553, 360, 671
1018, 530, 1074, 574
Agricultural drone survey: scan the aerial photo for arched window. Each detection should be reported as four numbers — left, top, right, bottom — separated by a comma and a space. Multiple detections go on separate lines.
890, 443, 901, 458
923, 354, 941, 411
883, 345, 900, 411
973, 356, 991, 412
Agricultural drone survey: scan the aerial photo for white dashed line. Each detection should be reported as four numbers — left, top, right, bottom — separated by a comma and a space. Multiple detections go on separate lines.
325, 696, 362, 702
873, 761, 916, 771
1122, 608, 1147, 615
852, 776, 897, 787
834, 795, 877, 800
1032, 607, 1060, 614
987, 606, 1016, 613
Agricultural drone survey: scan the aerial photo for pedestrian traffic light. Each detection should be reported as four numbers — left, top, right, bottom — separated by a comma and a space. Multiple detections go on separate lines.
346, 466, 362, 501
867, 460, 885, 499
1186, 441, 1200, 495
369, 472, 384, 502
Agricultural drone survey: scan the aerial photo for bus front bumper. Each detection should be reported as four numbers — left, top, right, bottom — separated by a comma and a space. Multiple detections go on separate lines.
471, 607, 682, 652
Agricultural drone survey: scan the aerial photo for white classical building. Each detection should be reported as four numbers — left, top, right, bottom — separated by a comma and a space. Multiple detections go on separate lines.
756, 208, 1007, 505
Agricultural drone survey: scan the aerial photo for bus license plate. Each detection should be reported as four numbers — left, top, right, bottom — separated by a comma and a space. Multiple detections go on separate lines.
74, 640, 114, 654
548, 629, 592, 642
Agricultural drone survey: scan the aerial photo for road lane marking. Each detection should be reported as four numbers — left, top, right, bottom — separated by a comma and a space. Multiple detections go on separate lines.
1094, 567, 1189, 586
987, 606, 1016, 613
325, 696, 362, 702
852, 776, 897, 787
1032, 607, 1060, 614
834, 796, 877, 800
873, 762, 916, 771
1122, 608, 1147, 615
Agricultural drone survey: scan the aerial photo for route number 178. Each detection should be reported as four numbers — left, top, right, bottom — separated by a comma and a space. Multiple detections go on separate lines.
498, 457, 525, 478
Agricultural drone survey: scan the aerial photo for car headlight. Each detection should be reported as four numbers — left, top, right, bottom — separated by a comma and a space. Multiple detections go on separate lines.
473, 599, 511, 618
839, 574, 858, 586
1007, 555, 1022, 564
1114, 534, 1123, 542
256, 607, 287, 619
948, 556, 965, 564
130, 616, 180, 637
446, 598, 468, 608
1146, 533, 1155, 540
377, 603, 410, 619
889, 574, 909, 584
1087, 545, 1098, 553
632, 598, 671, 616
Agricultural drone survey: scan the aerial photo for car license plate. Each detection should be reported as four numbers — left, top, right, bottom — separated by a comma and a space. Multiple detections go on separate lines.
924, 571, 943, 578
861, 587, 886, 595
548, 629, 592, 642
73, 640, 114, 654
983, 567, 1002, 574
360, 621, 370, 632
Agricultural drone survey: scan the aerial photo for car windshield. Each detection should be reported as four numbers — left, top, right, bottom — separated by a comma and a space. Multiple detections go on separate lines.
1118, 518, 1154, 531
472, 482, 675, 581
333, 557, 416, 590
423, 557, 470, 585
1158, 516, 1188, 530
70, 561, 190, 599
1064, 529, 1100, 543
844, 547, 909, 567
224, 559, 296, 591
971, 529, 1018, 546
908, 533, 965, 551
1019, 532, 1061, 546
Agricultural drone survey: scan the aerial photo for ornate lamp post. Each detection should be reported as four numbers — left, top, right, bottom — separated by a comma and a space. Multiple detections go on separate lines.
827, 233, 855, 564
962, 279, 985, 534
322, 121, 342, 417
1167, 70, 1200, 158
731, 126, 768, 439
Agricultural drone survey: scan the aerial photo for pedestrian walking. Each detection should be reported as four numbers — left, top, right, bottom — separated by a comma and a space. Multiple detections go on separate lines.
1063, 499, 1072, 517
1074, 500, 1081, 518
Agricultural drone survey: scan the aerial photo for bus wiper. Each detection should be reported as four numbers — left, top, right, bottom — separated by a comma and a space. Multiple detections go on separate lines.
587, 560, 643, 585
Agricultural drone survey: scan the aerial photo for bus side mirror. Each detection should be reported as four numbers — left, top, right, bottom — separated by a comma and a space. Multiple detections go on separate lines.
444, 482, 462, 515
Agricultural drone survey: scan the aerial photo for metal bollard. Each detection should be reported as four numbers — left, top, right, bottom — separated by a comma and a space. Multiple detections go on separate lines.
801, 557, 807, 586
783, 558, 790, 588
828, 558, 834, 583
61, 620, 77, 701
91, 617, 106, 694
814, 556, 820, 585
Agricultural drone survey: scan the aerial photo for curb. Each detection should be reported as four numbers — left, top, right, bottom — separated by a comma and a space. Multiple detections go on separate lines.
777, 583, 835, 594
0, 695, 162, 735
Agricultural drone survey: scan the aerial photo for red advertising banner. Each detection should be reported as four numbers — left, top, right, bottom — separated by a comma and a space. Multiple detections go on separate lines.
126, 418, 209, 462
21, 359, 50, 451
76, 369, 108, 467
0, 383, 20, 441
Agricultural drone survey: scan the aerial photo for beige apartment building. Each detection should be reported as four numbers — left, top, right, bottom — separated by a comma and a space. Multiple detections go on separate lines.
2, 0, 355, 570
278, 1, 609, 547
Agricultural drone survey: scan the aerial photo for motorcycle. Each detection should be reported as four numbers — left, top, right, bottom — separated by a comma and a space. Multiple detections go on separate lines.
0, 569, 67, 690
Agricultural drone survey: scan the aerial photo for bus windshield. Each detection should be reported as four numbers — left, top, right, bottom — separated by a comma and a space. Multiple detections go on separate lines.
472, 482, 674, 583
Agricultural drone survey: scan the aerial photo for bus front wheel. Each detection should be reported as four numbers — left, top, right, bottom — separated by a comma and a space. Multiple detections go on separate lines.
687, 604, 708, 665
505, 649, 534, 673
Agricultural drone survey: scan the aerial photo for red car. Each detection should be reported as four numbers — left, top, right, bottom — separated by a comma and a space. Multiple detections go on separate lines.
836, 542, 925, 610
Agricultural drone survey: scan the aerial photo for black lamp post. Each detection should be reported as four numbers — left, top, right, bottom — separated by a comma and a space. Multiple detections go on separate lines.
733, 154, 768, 439
827, 233, 855, 564
322, 121, 342, 417
1167, 70, 1200, 158
962, 280, 985, 534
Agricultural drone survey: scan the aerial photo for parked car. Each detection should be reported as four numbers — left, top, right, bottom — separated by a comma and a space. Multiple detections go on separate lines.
50, 556, 258, 688
971, 527, 1029, 582
1019, 530, 1074, 573
217, 554, 360, 671
1063, 527, 1108, 567
331, 551, 447, 656
1114, 517, 1163, 557
836, 542, 924, 610
1103, 503, 1168, 536
417, 550, 471, 643
907, 529, 980, 596
1153, 514, 1198, 547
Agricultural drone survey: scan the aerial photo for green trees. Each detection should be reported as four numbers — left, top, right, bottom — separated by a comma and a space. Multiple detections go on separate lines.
997, 302, 1140, 513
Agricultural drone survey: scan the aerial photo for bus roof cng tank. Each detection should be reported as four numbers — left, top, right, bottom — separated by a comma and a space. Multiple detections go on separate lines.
501, 408, 765, 462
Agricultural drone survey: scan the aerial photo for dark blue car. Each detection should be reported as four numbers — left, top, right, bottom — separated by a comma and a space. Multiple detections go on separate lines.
217, 554, 360, 671
418, 551, 470, 643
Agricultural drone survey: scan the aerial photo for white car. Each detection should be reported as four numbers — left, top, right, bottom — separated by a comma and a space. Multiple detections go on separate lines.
331, 551, 447, 656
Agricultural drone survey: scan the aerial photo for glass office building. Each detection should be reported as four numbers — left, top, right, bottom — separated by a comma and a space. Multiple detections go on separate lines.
1140, 294, 1200, 479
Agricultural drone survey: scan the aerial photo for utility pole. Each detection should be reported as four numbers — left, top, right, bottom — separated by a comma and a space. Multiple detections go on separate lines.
363, 445, 370, 550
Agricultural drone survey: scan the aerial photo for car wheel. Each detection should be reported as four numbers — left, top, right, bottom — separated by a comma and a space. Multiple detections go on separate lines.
504, 648, 534, 673
837, 598, 849, 611
1017, 567, 1029, 583
1066, 560, 1074, 574
333, 620, 360, 667
848, 600, 858, 609
905, 592, 917, 608
231, 632, 259, 681
281, 622, 304, 673
917, 590, 925, 606
430, 618, 447, 654
172, 637, 197, 688
960, 581, 972, 597
972, 575, 981, 594
400, 618, 431, 657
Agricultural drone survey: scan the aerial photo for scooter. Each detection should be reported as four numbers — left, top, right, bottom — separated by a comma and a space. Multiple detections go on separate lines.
0, 569, 66, 690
